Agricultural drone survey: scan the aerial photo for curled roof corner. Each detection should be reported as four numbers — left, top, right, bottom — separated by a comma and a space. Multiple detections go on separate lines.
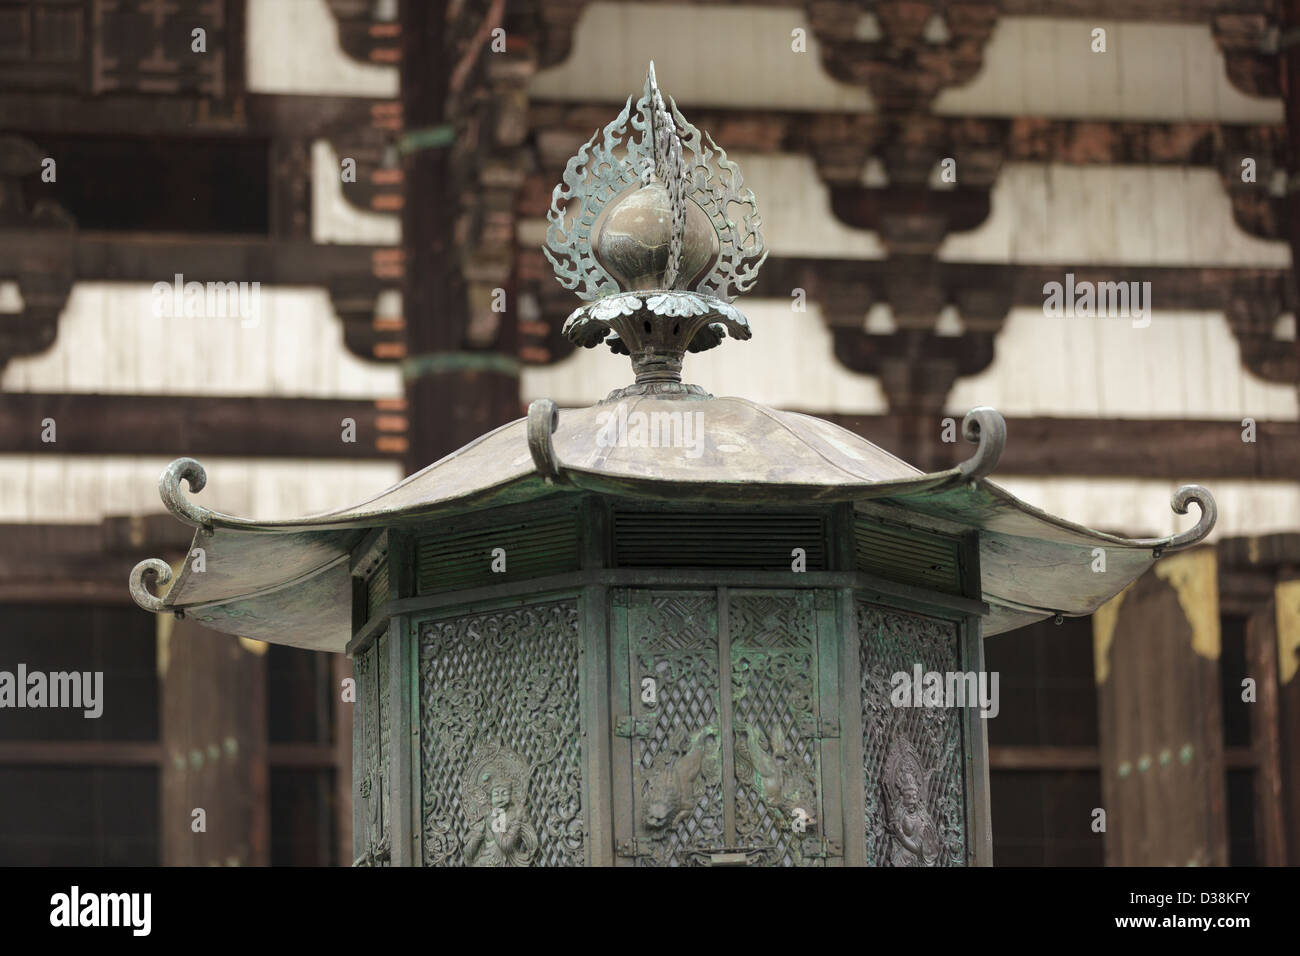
126, 59, 1220, 648
128, 399, 1218, 647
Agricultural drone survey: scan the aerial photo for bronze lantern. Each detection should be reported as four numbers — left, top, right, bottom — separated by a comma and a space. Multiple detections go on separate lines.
131, 65, 1215, 867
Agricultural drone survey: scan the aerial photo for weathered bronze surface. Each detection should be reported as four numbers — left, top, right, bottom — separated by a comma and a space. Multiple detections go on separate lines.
593, 185, 719, 292
127, 62, 1218, 867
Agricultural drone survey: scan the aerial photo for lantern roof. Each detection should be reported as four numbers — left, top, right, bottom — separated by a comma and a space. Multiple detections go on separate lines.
128, 396, 1215, 651
128, 63, 1216, 650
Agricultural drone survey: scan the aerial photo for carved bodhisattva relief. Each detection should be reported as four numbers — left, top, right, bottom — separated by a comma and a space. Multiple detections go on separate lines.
354, 645, 391, 867
883, 731, 941, 867
462, 743, 540, 867
859, 604, 966, 866
420, 600, 585, 867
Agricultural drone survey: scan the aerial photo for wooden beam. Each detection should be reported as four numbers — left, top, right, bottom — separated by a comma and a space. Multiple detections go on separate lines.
1002, 0, 1272, 20
985, 746, 1262, 771
3, 394, 1294, 480
0, 741, 162, 766
0, 394, 407, 459
746, 259, 1297, 311
807, 413, 1300, 480
0, 395, 1293, 478
530, 101, 1286, 181
988, 745, 1099, 770
0, 231, 393, 285
266, 743, 341, 769
8, 228, 1289, 345
529, 255, 1297, 325
0, 92, 392, 139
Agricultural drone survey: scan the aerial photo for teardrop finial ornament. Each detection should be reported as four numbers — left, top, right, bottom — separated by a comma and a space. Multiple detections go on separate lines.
544, 61, 767, 400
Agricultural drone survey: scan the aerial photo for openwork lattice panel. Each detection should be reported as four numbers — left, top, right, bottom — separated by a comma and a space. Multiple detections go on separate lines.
858, 604, 966, 867
419, 600, 585, 867
630, 591, 724, 867
730, 592, 821, 866
377, 633, 391, 858
354, 641, 391, 866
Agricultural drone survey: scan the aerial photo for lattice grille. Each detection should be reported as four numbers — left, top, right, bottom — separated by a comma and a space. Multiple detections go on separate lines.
353, 643, 390, 866
631, 592, 724, 867
731, 592, 821, 866
858, 604, 966, 867
419, 600, 585, 867
377, 633, 391, 859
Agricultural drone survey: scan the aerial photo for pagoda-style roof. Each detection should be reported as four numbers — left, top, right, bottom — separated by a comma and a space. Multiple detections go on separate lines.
128, 63, 1216, 650
129, 395, 1215, 650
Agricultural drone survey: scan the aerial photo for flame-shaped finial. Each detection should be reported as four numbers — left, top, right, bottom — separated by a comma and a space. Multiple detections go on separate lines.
543, 62, 767, 400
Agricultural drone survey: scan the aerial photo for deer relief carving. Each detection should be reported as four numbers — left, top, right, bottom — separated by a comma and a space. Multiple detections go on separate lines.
642, 724, 721, 831
734, 721, 817, 830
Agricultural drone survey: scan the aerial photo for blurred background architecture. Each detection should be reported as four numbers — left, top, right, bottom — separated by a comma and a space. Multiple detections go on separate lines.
0, 0, 1297, 865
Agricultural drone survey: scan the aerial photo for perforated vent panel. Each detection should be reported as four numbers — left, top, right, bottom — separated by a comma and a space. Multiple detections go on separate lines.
854, 518, 961, 595
416, 511, 580, 594
613, 511, 827, 570
366, 562, 389, 620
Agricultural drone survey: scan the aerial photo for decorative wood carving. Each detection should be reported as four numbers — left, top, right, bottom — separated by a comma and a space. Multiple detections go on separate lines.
462, 742, 540, 866
0, 136, 73, 371
858, 604, 966, 866
1212, 12, 1280, 99
353, 641, 391, 866
629, 592, 725, 866
808, 1, 999, 111
730, 592, 823, 867
0, 0, 244, 101
419, 600, 586, 867
323, 0, 401, 66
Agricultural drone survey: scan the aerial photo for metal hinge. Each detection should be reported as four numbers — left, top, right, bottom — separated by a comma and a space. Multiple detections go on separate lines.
798, 716, 839, 739
811, 837, 842, 859
613, 715, 653, 738
615, 838, 644, 858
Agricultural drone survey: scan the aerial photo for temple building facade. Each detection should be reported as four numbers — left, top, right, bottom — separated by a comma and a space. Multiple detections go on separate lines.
1, 0, 1297, 865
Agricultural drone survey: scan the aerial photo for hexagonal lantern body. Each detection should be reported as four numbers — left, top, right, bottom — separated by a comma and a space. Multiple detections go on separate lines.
347, 434, 994, 868
130, 64, 1215, 867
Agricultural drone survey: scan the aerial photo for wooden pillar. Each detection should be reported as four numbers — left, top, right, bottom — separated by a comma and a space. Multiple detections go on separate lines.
1283, 0, 1300, 377
1276, 579, 1300, 861
1093, 550, 1228, 866
333, 654, 354, 867
1246, 596, 1287, 864
160, 616, 269, 866
399, 0, 520, 474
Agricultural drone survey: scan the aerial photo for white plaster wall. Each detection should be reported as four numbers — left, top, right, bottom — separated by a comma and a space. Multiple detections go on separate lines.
312, 141, 402, 245
992, 476, 1300, 542
246, 0, 398, 96
530, 2, 872, 111
941, 164, 1290, 268
2, 283, 402, 398
946, 308, 1299, 421
0, 455, 403, 523
522, 299, 888, 412
935, 18, 1283, 123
